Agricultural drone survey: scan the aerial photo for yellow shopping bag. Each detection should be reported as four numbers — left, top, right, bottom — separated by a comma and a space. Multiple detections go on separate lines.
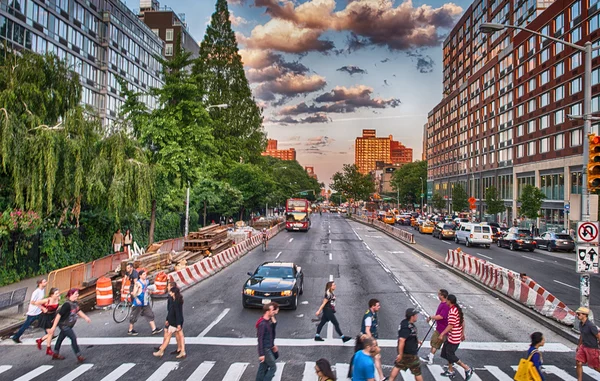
514, 349, 542, 381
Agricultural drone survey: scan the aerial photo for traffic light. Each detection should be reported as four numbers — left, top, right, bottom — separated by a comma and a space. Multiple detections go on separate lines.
589, 134, 600, 191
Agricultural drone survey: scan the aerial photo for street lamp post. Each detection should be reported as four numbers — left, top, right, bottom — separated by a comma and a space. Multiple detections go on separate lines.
480, 22, 598, 317
420, 177, 424, 215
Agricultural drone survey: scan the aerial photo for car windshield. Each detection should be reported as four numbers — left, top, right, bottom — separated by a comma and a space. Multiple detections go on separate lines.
555, 234, 572, 240
443, 224, 455, 230
287, 213, 308, 222
255, 266, 294, 279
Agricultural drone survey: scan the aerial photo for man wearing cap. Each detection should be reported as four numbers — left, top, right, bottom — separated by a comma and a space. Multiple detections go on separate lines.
576, 306, 600, 380
388, 308, 423, 381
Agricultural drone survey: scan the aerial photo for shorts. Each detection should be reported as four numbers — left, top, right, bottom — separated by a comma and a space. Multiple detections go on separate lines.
113, 244, 122, 252
431, 330, 446, 350
576, 346, 600, 368
394, 354, 422, 376
129, 305, 154, 324
167, 324, 182, 333
441, 342, 461, 363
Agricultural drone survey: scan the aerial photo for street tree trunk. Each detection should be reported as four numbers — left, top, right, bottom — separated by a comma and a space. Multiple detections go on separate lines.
149, 199, 156, 244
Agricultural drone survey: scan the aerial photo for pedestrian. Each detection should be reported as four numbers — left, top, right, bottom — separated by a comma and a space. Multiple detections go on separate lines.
439, 295, 474, 380
11, 278, 47, 343
48, 288, 91, 362
315, 358, 336, 381
388, 308, 423, 381
112, 228, 123, 253
153, 285, 185, 358
34, 287, 60, 356
314, 281, 351, 343
530, 223, 536, 237
123, 228, 133, 255
360, 299, 385, 380
528, 332, 546, 381
421, 289, 450, 365
228, 217, 234, 225
256, 302, 279, 381
125, 262, 139, 300
576, 307, 600, 380
128, 270, 163, 336
351, 336, 376, 381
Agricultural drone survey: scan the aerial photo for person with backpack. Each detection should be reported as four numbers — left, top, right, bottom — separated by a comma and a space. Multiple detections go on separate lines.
48, 288, 91, 362
527, 332, 546, 381
127, 270, 163, 336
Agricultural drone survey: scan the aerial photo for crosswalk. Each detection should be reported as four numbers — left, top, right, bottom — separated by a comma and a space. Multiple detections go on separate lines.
1, 361, 600, 381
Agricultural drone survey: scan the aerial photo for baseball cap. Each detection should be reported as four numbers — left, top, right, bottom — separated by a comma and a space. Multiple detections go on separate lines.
405, 308, 420, 319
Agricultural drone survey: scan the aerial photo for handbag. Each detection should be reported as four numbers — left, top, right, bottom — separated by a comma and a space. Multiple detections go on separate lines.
514, 349, 542, 381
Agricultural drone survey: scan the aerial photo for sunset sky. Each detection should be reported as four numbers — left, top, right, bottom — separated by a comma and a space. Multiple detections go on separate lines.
132, 0, 470, 184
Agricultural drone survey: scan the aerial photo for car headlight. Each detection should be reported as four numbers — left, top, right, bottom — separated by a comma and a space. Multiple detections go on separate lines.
281, 290, 292, 296
244, 289, 255, 296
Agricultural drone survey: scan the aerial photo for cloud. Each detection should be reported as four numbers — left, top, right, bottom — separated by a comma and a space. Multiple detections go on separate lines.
271, 114, 331, 125
336, 65, 367, 75
289, 135, 301, 141
229, 12, 248, 26
381, 58, 390, 63
406, 51, 435, 73
228, 0, 246, 4
306, 136, 335, 147
254, 72, 327, 101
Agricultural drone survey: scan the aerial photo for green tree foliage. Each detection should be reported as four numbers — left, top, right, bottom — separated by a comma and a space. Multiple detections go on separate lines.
264, 157, 321, 205
431, 192, 446, 211
452, 183, 469, 212
518, 185, 545, 219
227, 163, 275, 219
485, 186, 505, 216
330, 164, 375, 201
195, 0, 265, 165
390, 161, 427, 206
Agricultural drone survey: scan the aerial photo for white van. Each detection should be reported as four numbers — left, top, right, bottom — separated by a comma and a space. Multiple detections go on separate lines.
455, 223, 493, 248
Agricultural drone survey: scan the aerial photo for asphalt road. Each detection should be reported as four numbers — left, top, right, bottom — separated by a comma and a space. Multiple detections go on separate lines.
0, 213, 593, 380
392, 223, 600, 314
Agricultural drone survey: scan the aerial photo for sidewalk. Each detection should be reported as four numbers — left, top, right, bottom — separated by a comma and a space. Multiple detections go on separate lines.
0, 274, 48, 338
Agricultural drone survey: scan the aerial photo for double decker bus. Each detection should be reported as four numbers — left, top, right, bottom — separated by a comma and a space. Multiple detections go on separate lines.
285, 198, 311, 232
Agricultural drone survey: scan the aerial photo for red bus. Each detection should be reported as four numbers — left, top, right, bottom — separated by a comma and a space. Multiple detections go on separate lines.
285, 198, 311, 232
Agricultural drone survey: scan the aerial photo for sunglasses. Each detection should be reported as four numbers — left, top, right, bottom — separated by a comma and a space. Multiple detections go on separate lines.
314, 366, 321, 373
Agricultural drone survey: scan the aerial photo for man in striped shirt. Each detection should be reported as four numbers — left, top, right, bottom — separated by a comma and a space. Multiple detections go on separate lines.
438, 295, 474, 380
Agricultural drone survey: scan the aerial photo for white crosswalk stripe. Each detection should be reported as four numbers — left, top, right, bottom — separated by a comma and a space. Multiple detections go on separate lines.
273, 362, 286, 381
427, 364, 450, 381
185, 360, 215, 380
223, 362, 249, 381
146, 362, 179, 381
483, 366, 513, 381
0, 365, 12, 375
302, 361, 317, 381
100, 363, 135, 381
584, 367, 600, 380
13, 365, 53, 381
57, 364, 94, 381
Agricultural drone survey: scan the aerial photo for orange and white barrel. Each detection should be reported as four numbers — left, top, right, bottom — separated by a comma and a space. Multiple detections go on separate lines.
96, 277, 113, 307
154, 272, 167, 295
120, 277, 131, 302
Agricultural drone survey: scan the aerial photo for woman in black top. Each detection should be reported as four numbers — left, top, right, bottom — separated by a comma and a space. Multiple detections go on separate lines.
153, 285, 185, 358
48, 288, 91, 362
314, 281, 351, 342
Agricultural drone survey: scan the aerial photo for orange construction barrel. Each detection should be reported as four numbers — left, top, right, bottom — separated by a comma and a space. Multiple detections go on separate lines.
154, 272, 167, 295
121, 277, 131, 302
96, 277, 113, 307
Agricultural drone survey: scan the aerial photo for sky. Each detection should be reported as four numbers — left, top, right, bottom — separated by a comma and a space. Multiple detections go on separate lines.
127, 0, 472, 185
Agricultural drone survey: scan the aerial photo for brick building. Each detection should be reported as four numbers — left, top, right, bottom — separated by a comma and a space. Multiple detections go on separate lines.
305, 166, 318, 180
355, 129, 412, 174
261, 139, 296, 161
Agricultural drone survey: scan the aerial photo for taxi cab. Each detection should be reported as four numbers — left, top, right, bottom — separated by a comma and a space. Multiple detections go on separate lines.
419, 220, 435, 234
383, 213, 396, 225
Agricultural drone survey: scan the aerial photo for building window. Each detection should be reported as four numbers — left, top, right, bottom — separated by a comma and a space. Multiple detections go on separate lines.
555, 62, 564, 77
528, 99, 536, 113
571, 77, 582, 94
594, 95, 600, 113
571, 171, 582, 194
555, 133, 565, 150
540, 174, 564, 200
517, 85, 525, 97
540, 92, 550, 107
555, 85, 564, 101
571, 1, 581, 27
555, 109, 565, 125
152, 29, 159, 36
517, 124, 524, 136
540, 70, 550, 85
571, 128, 582, 146
516, 104, 525, 117
571, 52, 582, 69
540, 115, 550, 129
572, 102, 582, 115
540, 137, 550, 153
529, 78, 536, 92
571, 27, 581, 42
528, 120, 536, 133
555, 14, 564, 34
517, 144, 524, 158
556, 42, 564, 55
166, 29, 174, 41
165, 43, 173, 56
528, 141, 536, 156
540, 48, 549, 63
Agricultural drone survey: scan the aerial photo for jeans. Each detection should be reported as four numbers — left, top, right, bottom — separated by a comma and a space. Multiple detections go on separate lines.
316, 309, 343, 336
13, 314, 40, 340
256, 348, 277, 381
54, 326, 80, 355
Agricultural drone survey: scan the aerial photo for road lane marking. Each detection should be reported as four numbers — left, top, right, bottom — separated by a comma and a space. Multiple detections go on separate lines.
442, 241, 452, 245
329, 253, 332, 261
302, 362, 317, 381
351, 228, 363, 241
14, 366, 53, 381
147, 362, 179, 381
273, 363, 286, 381
333, 363, 350, 380
289, 238, 294, 243
476, 253, 493, 260
329, 239, 331, 244
426, 365, 450, 381
483, 366, 513, 381
327, 321, 333, 339
199, 308, 231, 337
329, 274, 333, 281
223, 363, 249, 381
186, 361, 215, 380
100, 363, 136, 381
275, 251, 282, 259
522, 255, 544, 262
583, 367, 600, 380
0, 366, 12, 375
553, 280, 579, 290
58, 364, 94, 381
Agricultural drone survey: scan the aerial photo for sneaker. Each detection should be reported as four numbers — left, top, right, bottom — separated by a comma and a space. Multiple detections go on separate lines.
128, 330, 139, 336
465, 368, 474, 381
314, 335, 324, 342
10, 336, 22, 344
342, 336, 351, 343
152, 328, 164, 335
440, 370, 455, 378
420, 356, 433, 365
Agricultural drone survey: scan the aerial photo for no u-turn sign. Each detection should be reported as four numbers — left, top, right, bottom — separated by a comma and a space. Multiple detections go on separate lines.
578, 222, 600, 244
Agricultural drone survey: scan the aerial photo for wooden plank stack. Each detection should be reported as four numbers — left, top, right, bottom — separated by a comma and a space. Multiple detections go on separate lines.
184, 224, 231, 254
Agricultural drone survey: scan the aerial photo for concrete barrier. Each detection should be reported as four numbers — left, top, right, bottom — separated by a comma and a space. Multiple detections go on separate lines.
354, 215, 416, 244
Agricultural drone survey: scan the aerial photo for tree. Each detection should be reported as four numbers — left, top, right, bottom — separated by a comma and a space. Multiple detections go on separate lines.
432, 192, 446, 212
330, 164, 375, 202
452, 183, 469, 212
485, 186, 505, 216
518, 185, 545, 219
194, 0, 265, 166
227, 163, 275, 220
390, 161, 427, 206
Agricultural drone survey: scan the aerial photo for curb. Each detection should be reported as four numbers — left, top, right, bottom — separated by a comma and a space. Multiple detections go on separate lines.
350, 217, 579, 344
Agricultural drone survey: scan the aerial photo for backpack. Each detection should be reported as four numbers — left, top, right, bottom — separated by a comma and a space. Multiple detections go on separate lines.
514, 349, 542, 381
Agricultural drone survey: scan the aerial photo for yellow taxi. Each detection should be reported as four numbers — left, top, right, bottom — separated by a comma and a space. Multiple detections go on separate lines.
419, 220, 435, 234
383, 213, 396, 225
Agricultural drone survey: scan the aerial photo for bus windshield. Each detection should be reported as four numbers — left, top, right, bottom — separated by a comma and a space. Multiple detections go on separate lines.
287, 212, 308, 222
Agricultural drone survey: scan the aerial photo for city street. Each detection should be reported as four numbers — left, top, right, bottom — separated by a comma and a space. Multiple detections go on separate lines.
0, 213, 591, 380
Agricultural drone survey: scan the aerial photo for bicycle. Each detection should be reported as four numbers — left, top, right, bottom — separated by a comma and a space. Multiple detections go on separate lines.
262, 237, 268, 252
113, 292, 155, 323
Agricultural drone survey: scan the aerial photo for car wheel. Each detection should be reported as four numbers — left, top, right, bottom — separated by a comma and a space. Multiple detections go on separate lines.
485, 245, 490, 249
291, 294, 298, 310
548, 244, 554, 252
242, 298, 249, 309
510, 242, 515, 251
455, 237, 459, 244
439, 233, 443, 240
299, 282, 304, 295
529, 248, 535, 252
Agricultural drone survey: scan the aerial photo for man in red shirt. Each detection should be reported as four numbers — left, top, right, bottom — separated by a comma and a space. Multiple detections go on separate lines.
438, 294, 474, 380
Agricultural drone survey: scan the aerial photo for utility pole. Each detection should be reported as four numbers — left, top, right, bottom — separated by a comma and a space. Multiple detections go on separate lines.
184, 185, 190, 236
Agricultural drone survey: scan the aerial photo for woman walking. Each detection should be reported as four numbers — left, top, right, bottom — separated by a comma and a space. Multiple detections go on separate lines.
439, 294, 474, 380
48, 289, 91, 362
315, 358, 336, 381
527, 332, 546, 381
124, 229, 133, 255
314, 281, 351, 342
153, 285, 185, 358
34, 287, 60, 356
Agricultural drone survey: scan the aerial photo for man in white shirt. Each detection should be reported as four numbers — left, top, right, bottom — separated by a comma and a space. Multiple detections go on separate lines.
11, 278, 47, 343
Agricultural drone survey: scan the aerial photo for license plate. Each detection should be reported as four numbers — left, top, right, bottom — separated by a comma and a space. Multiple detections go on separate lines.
562, 241, 570, 244
262, 299, 271, 305
483, 235, 488, 238
525, 241, 531, 243
293, 228, 299, 230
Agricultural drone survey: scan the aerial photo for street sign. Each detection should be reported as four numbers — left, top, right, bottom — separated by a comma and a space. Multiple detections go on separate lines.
468, 197, 476, 204
565, 204, 570, 210
577, 222, 600, 243
577, 245, 599, 273
420, 193, 424, 198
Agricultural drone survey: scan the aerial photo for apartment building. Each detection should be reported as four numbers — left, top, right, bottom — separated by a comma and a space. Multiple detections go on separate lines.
355, 129, 412, 174
261, 139, 296, 161
0, 0, 164, 129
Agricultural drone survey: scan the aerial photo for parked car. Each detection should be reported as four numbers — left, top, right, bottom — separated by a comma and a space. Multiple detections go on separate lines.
433, 223, 456, 240
535, 232, 575, 252
419, 221, 435, 234
497, 232, 536, 252
455, 223, 493, 248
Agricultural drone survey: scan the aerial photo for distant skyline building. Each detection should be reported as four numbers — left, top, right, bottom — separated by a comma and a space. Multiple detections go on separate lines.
355, 129, 412, 174
305, 166, 318, 180
261, 139, 296, 161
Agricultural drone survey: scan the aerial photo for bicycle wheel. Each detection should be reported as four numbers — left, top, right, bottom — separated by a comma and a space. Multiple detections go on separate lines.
113, 300, 131, 323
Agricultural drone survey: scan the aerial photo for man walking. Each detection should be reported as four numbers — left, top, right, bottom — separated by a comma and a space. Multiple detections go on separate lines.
576, 306, 600, 380
256, 302, 279, 381
128, 270, 163, 336
421, 289, 450, 365
112, 229, 123, 253
352, 336, 376, 381
360, 299, 385, 380
11, 278, 47, 343
389, 308, 423, 381
125, 262, 138, 301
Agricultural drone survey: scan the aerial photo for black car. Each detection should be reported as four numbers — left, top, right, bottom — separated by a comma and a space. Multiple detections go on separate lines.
497, 232, 536, 252
535, 232, 575, 252
242, 262, 304, 310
